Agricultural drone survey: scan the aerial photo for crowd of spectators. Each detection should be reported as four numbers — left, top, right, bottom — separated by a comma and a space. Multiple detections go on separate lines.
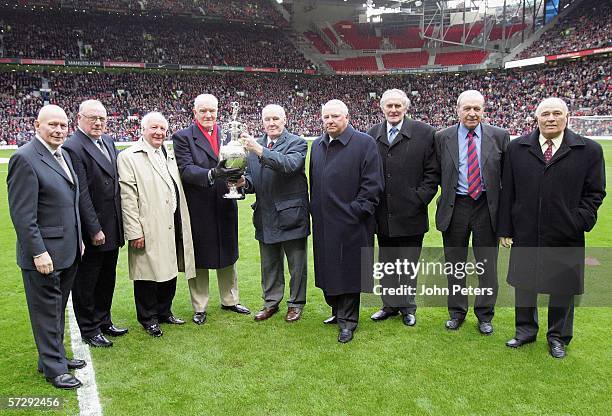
0, 9, 306, 68
1, 56, 609, 145
517, 0, 611, 59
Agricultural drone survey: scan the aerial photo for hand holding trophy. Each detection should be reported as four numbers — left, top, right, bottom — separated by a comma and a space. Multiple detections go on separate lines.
219, 102, 248, 199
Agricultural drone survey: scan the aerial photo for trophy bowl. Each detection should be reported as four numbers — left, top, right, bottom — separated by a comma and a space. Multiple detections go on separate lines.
219, 102, 247, 200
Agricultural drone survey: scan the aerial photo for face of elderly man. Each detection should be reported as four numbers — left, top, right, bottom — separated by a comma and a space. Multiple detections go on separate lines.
193, 96, 218, 132
142, 116, 168, 149
262, 107, 286, 140
78, 101, 107, 139
537, 101, 568, 139
381, 93, 407, 125
322, 103, 349, 138
457, 95, 484, 131
35, 105, 69, 150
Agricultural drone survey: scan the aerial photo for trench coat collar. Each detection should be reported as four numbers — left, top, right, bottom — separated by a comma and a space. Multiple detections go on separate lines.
261, 128, 289, 149
135, 138, 174, 191
522, 128, 585, 165
374, 117, 415, 149
320, 124, 355, 147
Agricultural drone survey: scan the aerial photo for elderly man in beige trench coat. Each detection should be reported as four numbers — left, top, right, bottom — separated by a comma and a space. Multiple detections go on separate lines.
118, 112, 196, 337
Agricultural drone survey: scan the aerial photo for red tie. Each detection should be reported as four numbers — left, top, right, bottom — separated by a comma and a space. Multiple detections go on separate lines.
467, 130, 482, 200
267, 141, 274, 149
543, 139, 554, 164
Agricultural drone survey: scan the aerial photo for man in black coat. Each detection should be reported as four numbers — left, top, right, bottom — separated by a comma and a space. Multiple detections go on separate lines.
367, 88, 438, 327
63, 100, 127, 348
310, 99, 384, 343
498, 97, 605, 359
435, 90, 510, 335
172, 93, 250, 325
242, 105, 310, 323
7, 105, 85, 389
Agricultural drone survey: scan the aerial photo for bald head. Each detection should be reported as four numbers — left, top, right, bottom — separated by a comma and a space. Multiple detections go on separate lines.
36, 105, 69, 150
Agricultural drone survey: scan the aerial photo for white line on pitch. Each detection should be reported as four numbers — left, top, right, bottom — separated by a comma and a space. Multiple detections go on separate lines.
68, 293, 103, 416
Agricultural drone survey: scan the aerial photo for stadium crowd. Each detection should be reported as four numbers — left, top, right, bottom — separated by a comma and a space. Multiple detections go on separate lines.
1, 55, 608, 145
518, 0, 611, 59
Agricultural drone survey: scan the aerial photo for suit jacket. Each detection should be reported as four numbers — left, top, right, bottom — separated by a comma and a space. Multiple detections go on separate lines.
63, 130, 124, 252
497, 128, 606, 295
244, 129, 310, 244
172, 123, 238, 269
117, 140, 196, 282
7, 139, 81, 270
435, 123, 510, 233
367, 117, 438, 237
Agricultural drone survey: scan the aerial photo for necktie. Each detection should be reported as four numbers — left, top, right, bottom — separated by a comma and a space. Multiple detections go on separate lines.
466, 130, 482, 200
267, 141, 274, 149
388, 126, 398, 145
54, 150, 74, 183
543, 139, 554, 164
154, 149, 177, 213
96, 139, 111, 162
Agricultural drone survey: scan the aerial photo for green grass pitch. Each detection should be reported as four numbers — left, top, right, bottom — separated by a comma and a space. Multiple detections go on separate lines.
0, 142, 610, 415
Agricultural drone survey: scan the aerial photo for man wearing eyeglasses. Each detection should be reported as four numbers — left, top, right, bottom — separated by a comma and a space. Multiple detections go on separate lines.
63, 100, 128, 348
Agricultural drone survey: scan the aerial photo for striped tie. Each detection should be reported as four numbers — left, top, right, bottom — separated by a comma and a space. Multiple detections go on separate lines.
467, 130, 482, 200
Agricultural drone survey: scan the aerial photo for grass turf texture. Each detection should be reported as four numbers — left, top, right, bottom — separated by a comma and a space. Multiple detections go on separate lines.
0, 142, 611, 416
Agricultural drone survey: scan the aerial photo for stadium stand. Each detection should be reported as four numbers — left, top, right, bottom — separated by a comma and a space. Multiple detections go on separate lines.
489, 23, 528, 41
333, 21, 382, 50
381, 51, 429, 69
434, 50, 489, 65
326, 57, 378, 72
304, 31, 334, 54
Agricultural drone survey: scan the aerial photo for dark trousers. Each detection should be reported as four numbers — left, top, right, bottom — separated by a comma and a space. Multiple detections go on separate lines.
73, 248, 119, 338
22, 260, 78, 378
324, 293, 360, 331
259, 237, 308, 309
133, 278, 177, 328
377, 234, 424, 315
442, 194, 498, 322
514, 288, 575, 345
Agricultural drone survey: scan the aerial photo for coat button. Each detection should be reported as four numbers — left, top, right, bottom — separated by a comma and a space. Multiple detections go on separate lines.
387, 174, 391, 178
388, 153, 392, 157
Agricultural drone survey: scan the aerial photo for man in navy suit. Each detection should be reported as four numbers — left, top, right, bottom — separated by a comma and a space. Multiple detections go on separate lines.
7, 105, 85, 389
172, 94, 251, 325
63, 100, 127, 348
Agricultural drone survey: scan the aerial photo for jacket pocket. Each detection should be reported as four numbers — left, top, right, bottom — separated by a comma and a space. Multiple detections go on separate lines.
39, 226, 64, 238
275, 198, 306, 230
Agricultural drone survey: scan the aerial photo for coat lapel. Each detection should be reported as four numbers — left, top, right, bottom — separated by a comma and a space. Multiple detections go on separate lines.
445, 125, 460, 170
480, 124, 494, 167
525, 129, 546, 164
34, 139, 73, 184
138, 140, 173, 191
79, 130, 114, 177
192, 124, 219, 162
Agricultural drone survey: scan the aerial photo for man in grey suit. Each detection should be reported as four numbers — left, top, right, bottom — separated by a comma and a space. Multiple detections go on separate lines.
7, 105, 85, 389
241, 104, 310, 322
435, 90, 510, 335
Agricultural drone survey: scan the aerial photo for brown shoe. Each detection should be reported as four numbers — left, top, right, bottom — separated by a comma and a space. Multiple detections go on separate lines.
285, 307, 302, 322
254, 306, 279, 321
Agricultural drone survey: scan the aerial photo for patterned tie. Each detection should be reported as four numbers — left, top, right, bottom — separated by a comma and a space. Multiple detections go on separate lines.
466, 130, 482, 200
543, 139, 554, 164
54, 150, 74, 183
267, 140, 274, 149
96, 139, 111, 162
388, 126, 398, 145
154, 149, 177, 213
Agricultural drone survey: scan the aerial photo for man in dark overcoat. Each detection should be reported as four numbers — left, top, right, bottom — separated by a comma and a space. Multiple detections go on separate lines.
172, 93, 251, 325
498, 97, 605, 359
310, 99, 384, 343
367, 88, 439, 327
242, 104, 310, 323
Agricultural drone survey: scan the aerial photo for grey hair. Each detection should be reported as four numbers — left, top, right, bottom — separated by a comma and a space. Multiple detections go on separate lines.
380, 89, 410, 109
140, 111, 168, 131
78, 99, 106, 114
194, 94, 218, 109
262, 104, 286, 119
322, 99, 349, 116
535, 97, 569, 117
457, 90, 485, 108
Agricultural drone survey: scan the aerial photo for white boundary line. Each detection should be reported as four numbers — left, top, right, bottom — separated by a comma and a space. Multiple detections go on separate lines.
67, 293, 104, 416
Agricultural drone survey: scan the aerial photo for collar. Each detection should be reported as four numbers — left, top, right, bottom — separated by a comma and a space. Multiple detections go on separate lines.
386, 119, 403, 135
324, 124, 354, 146
458, 123, 482, 140
539, 131, 564, 148
36, 134, 60, 155
141, 137, 165, 154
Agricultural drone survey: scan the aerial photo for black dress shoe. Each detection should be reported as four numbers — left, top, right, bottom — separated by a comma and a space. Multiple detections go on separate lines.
548, 340, 566, 359
478, 321, 494, 335
221, 304, 251, 314
46, 373, 82, 389
338, 329, 354, 343
445, 318, 464, 330
82, 334, 113, 348
193, 312, 207, 325
161, 315, 185, 325
402, 313, 416, 326
67, 358, 87, 370
145, 324, 163, 337
323, 315, 337, 324
506, 337, 536, 348
370, 308, 399, 321
101, 325, 129, 337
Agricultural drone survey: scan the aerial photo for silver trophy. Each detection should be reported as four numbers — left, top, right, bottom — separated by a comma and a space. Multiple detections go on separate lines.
219, 102, 247, 200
